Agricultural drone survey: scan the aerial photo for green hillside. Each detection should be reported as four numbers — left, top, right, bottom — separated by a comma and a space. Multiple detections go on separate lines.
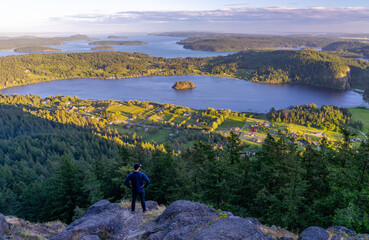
0, 94, 368, 232
1, 50, 368, 90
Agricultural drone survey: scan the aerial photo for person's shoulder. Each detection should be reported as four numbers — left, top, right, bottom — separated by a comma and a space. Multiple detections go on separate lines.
139, 172, 147, 176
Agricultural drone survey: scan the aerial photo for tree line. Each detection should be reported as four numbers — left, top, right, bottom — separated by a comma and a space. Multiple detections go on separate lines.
267, 104, 352, 130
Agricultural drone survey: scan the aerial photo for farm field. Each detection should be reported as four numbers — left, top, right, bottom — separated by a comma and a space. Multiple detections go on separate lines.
27, 95, 368, 151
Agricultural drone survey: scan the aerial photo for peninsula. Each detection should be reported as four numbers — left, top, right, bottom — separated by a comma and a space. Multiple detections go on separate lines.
107, 35, 128, 39
88, 40, 148, 46
172, 80, 196, 90
0, 34, 91, 51
91, 46, 114, 51
14, 46, 61, 53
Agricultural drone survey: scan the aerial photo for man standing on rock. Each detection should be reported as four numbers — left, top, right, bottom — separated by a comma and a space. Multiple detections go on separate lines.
125, 163, 150, 214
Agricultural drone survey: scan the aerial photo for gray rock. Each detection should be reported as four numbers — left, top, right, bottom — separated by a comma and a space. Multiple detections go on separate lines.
357, 234, 369, 239
79, 235, 101, 240
0, 214, 10, 235
299, 227, 329, 240
145, 200, 159, 210
327, 226, 357, 238
51, 200, 157, 240
129, 200, 269, 240
84, 200, 111, 216
192, 218, 269, 240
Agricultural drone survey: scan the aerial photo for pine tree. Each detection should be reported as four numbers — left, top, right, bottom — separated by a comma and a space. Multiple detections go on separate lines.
48, 156, 85, 223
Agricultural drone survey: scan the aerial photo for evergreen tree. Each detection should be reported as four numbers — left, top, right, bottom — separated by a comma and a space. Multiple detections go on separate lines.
48, 156, 85, 223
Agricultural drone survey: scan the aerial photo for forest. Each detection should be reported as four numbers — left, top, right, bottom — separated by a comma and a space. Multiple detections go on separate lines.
176, 35, 339, 51
0, 50, 368, 90
323, 41, 369, 58
267, 104, 352, 130
14, 46, 61, 53
0, 94, 368, 234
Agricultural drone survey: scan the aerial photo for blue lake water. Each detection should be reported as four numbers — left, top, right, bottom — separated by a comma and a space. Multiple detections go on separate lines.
0, 34, 235, 58
1, 75, 367, 113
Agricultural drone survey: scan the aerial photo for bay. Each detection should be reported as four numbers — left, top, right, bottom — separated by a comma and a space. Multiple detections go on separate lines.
0, 34, 235, 58
1, 75, 367, 113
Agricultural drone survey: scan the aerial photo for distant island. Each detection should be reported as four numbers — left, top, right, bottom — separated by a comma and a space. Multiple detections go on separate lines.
172, 81, 196, 90
91, 46, 114, 51
88, 41, 148, 46
323, 41, 369, 58
107, 35, 128, 39
0, 34, 91, 51
14, 46, 61, 53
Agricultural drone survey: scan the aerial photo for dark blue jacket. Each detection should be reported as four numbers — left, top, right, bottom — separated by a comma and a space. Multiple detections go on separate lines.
125, 171, 150, 193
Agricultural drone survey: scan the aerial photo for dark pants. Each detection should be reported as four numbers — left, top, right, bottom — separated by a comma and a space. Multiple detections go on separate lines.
131, 191, 146, 212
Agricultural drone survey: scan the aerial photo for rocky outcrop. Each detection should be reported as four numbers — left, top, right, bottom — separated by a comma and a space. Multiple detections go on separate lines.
51, 200, 159, 240
299, 227, 329, 240
127, 200, 270, 240
298, 225, 369, 240
1, 214, 64, 239
0, 214, 10, 235
3, 199, 368, 240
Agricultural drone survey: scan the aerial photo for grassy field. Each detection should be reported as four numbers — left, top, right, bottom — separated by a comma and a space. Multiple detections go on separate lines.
217, 115, 248, 130
349, 108, 369, 132
145, 129, 172, 142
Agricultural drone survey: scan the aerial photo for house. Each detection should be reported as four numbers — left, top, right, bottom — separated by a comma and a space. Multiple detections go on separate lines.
69, 106, 78, 111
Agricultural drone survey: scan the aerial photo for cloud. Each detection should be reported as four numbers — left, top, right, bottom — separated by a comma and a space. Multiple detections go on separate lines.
52, 7, 369, 33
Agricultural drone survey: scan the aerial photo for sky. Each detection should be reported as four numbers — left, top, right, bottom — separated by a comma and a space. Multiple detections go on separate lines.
1, 0, 369, 34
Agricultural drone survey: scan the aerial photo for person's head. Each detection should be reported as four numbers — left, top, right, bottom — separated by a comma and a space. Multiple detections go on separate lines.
134, 163, 142, 172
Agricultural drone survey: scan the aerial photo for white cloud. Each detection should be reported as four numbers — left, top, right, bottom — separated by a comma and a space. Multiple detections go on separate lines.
51, 7, 369, 33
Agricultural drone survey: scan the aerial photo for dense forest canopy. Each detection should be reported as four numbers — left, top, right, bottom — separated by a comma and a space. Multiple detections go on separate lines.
323, 41, 369, 58
177, 35, 339, 52
267, 104, 352, 130
0, 94, 368, 233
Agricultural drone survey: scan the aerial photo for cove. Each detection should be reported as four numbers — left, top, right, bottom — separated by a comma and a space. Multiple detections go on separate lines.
1, 75, 367, 113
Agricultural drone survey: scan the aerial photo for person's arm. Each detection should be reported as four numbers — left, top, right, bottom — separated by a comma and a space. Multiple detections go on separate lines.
143, 173, 150, 188
125, 174, 132, 189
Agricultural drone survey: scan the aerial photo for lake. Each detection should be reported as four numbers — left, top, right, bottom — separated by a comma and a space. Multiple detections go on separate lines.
1, 75, 367, 113
0, 34, 235, 58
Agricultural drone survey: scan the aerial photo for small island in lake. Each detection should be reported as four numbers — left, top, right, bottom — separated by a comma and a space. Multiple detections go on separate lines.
88, 41, 148, 46
14, 46, 61, 53
107, 35, 128, 39
91, 46, 115, 51
172, 81, 196, 90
